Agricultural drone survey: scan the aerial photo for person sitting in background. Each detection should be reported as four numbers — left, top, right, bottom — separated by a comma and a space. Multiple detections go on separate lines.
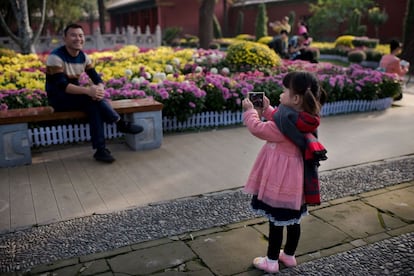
288, 33, 317, 63
45, 23, 144, 163
269, 16, 291, 35
268, 29, 289, 58
379, 39, 409, 79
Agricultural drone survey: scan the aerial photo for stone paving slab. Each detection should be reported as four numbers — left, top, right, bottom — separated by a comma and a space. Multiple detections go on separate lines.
107, 241, 195, 275
188, 226, 267, 275
311, 200, 406, 239
362, 186, 414, 222
152, 260, 214, 276
252, 214, 350, 257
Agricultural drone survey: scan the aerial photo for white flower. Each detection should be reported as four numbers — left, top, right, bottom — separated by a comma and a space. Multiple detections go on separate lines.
165, 64, 174, 73
210, 67, 218, 74
125, 69, 133, 76
172, 58, 180, 65
221, 67, 230, 75
153, 72, 167, 82
194, 66, 203, 73
145, 72, 151, 79
131, 76, 146, 84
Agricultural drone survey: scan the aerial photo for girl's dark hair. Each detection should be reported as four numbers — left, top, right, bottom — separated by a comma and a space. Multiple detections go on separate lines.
390, 39, 401, 52
282, 71, 327, 115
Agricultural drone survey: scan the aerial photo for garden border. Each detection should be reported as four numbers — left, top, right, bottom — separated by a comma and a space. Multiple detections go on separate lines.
23, 97, 393, 146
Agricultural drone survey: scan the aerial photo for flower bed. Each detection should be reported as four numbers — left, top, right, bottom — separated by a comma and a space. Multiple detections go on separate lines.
0, 45, 402, 124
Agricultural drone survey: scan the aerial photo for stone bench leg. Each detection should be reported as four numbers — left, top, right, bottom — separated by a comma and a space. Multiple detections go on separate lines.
123, 110, 163, 150
0, 123, 31, 167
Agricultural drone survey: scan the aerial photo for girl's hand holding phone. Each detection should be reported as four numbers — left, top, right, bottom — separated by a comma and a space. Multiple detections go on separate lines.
242, 98, 254, 111
262, 96, 270, 110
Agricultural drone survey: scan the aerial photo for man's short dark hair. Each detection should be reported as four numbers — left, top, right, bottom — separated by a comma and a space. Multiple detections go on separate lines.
280, 30, 288, 35
64, 23, 83, 36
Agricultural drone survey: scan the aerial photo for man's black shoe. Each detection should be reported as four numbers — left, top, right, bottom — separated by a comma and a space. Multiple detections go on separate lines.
116, 119, 144, 134
94, 148, 115, 163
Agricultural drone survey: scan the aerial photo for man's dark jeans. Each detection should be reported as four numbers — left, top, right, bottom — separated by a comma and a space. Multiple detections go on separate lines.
48, 93, 120, 150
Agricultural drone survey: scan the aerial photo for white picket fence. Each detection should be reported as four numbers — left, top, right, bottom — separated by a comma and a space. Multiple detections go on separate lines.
320, 97, 393, 116
163, 110, 243, 132
27, 98, 393, 147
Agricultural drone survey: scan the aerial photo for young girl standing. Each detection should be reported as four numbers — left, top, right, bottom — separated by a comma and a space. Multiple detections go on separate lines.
242, 71, 327, 273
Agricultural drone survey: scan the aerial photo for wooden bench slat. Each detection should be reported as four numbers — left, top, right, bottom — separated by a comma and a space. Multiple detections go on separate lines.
0, 98, 163, 125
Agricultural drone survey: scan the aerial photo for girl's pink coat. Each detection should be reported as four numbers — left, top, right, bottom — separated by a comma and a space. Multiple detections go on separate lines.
243, 107, 304, 210
379, 54, 408, 78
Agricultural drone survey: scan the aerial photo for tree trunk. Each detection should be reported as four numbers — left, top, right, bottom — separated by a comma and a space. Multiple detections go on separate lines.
199, 0, 216, 49
401, 0, 414, 74
0, 0, 45, 54
223, 0, 228, 37
97, 0, 106, 34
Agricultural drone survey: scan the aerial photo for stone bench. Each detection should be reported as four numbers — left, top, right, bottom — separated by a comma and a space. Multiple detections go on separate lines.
0, 98, 163, 167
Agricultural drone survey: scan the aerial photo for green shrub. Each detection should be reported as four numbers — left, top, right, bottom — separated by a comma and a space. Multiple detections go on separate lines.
364, 49, 382, 62
319, 47, 349, 56
180, 35, 199, 48
162, 27, 182, 46
225, 41, 281, 71
352, 37, 379, 48
348, 50, 366, 63
378, 78, 403, 99
255, 3, 268, 41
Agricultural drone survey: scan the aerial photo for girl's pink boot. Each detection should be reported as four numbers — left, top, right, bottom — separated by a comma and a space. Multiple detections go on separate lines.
279, 250, 297, 267
253, 256, 279, 273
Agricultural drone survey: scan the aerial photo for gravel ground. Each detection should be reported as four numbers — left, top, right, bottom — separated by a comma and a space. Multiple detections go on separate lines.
279, 232, 414, 276
0, 155, 413, 273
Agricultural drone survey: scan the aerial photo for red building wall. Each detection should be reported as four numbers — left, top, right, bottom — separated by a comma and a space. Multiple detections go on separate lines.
107, 0, 407, 43
366, 0, 407, 42
108, 0, 225, 37
228, 0, 407, 42
157, 0, 225, 36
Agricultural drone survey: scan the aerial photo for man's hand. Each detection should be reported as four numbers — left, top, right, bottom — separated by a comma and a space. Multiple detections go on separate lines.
88, 85, 105, 101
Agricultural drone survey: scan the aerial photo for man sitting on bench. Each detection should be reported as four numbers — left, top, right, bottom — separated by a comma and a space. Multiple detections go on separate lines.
45, 23, 143, 163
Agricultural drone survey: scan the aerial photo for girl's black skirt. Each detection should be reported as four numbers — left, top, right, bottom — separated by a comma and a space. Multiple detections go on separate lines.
251, 195, 308, 226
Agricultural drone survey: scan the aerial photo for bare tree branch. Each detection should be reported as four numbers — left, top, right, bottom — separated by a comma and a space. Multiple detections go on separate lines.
0, 6, 19, 43
32, 0, 46, 44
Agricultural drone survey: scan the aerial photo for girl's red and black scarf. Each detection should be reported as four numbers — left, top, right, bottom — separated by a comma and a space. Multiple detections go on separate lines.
273, 104, 327, 205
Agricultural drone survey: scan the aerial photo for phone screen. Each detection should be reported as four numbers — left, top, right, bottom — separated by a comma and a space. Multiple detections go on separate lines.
248, 92, 264, 108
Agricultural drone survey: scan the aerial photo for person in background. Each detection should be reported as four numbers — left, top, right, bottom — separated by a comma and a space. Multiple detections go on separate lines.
45, 23, 143, 163
269, 16, 291, 35
379, 39, 409, 79
242, 71, 327, 274
288, 33, 316, 63
297, 20, 308, 35
268, 29, 289, 58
